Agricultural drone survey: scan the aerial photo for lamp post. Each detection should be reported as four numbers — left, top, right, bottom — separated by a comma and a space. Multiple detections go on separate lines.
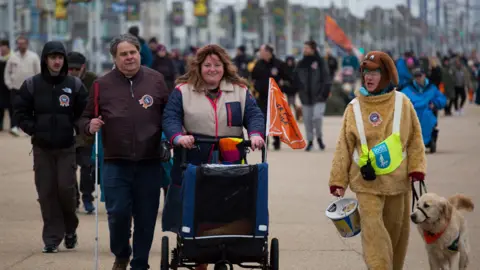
7, 0, 15, 50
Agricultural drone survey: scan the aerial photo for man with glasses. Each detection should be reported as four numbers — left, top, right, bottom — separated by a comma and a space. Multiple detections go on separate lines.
67, 52, 97, 213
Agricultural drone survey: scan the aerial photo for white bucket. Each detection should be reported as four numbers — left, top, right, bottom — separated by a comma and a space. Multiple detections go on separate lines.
325, 198, 361, 238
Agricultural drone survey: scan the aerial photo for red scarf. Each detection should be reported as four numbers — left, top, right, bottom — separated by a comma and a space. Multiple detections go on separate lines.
423, 222, 449, 244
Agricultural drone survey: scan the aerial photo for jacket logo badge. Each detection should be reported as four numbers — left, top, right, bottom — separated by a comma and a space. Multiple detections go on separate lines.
62, 87, 72, 94
59, 94, 70, 107
271, 67, 278, 76
311, 61, 318, 69
139, 94, 154, 109
368, 112, 382, 127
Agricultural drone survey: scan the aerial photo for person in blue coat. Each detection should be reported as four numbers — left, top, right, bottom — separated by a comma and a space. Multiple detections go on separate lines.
395, 54, 414, 90
401, 68, 446, 153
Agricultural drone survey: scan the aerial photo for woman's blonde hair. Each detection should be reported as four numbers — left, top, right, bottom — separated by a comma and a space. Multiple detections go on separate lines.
175, 44, 249, 90
429, 56, 439, 68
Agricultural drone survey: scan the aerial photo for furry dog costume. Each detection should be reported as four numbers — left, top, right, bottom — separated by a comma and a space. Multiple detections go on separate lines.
329, 51, 427, 270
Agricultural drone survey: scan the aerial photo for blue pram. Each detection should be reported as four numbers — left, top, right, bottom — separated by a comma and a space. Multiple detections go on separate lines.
161, 138, 278, 270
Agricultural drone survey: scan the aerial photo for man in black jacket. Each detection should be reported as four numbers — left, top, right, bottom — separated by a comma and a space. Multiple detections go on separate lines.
251, 44, 291, 150
233, 45, 250, 79
12, 41, 88, 253
295, 40, 331, 151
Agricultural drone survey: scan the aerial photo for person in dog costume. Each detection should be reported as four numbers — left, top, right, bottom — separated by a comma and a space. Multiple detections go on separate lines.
329, 51, 427, 270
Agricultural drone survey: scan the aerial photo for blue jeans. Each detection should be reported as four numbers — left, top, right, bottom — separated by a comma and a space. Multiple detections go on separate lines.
103, 159, 163, 269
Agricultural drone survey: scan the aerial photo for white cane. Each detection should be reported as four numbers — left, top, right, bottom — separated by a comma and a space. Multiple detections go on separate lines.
94, 130, 99, 270
93, 81, 100, 270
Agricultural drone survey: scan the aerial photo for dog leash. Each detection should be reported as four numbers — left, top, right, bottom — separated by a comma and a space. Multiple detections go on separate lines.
411, 181, 428, 212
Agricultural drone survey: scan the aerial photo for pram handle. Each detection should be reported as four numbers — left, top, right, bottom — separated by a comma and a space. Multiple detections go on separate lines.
195, 137, 252, 146
179, 137, 266, 169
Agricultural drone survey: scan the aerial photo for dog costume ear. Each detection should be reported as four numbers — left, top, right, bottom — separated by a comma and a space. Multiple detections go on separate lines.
379, 53, 399, 86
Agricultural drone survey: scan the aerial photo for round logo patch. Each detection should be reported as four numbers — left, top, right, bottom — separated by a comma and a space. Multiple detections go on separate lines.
139, 94, 154, 109
271, 67, 278, 76
369, 112, 382, 127
59, 94, 70, 107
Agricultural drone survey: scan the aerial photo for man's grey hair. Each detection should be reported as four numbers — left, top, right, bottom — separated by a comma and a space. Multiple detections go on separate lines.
109, 34, 140, 57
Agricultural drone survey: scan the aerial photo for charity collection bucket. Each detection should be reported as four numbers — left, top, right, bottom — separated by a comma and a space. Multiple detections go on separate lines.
325, 198, 361, 238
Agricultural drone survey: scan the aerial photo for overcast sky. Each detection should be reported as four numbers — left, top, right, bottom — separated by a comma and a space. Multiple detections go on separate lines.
212, 0, 421, 18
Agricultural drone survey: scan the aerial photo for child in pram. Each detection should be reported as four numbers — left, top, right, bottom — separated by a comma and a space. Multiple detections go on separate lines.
162, 44, 265, 270
401, 67, 447, 153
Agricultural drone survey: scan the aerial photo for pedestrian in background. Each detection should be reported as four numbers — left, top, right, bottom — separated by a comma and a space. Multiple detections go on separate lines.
67, 51, 98, 213
4, 36, 41, 136
295, 40, 331, 151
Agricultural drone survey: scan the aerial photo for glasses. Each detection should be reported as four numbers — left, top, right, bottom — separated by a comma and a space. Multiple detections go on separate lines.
363, 70, 381, 77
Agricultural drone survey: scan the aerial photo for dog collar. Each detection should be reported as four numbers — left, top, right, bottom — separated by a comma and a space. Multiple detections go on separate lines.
423, 222, 449, 244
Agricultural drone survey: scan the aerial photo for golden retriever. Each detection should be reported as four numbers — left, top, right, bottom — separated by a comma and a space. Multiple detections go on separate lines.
411, 193, 474, 270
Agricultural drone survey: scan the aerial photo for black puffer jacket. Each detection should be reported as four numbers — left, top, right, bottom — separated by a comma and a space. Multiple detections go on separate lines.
295, 54, 331, 105
12, 41, 88, 148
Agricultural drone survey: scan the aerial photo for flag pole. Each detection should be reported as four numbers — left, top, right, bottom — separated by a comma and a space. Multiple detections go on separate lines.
264, 77, 272, 163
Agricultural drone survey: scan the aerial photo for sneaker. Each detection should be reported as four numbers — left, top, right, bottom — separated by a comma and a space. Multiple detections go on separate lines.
83, 199, 95, 214
64, 233, 77, 249
9, 127, 20, 137
317, 138, 326, 150
42, 245, 58, 253
305, 141, 313, 152
112, 258, 130, 270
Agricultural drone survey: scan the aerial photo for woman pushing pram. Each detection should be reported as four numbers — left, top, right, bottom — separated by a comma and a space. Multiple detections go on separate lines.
162, 44, 266, 270
400, 67, 447, 153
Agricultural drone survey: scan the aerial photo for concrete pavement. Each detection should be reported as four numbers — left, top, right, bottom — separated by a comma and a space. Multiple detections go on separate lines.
1, 105, 479, 270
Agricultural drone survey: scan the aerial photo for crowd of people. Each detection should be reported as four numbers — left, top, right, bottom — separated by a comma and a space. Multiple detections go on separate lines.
0, 23, 479, 270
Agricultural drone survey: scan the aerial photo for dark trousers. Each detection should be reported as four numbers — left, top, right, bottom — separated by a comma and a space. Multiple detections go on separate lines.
261, 106, 280, 148
75, 146, 94, 206
0, 89, 18, 128
103, 159, 163, 269
454, 86, 467, 111
33, 145, 79, 246
0, 106, 15, 129
445, 98, 454, 115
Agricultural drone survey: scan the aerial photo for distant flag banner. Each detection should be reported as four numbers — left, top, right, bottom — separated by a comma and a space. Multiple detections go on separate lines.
266, 78, 306, 149
325, 15, 353, 51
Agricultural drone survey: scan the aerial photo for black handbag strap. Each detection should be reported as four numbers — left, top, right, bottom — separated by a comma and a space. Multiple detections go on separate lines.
411, 181, 428, 212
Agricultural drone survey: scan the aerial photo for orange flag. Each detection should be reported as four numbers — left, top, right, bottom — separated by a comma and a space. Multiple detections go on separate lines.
266, 78, 306, 149
325, 15, 353, 51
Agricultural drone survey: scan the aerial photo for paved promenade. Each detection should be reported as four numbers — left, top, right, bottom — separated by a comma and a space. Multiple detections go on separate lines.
1, 105, 479, 270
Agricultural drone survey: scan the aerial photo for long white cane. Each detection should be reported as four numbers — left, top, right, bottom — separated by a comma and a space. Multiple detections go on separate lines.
93, 81, 100, 270
94, 130, 99, 270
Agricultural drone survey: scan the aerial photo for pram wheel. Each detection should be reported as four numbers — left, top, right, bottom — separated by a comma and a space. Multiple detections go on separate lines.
270, 238, 279, 270
161, 236, 169, 270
